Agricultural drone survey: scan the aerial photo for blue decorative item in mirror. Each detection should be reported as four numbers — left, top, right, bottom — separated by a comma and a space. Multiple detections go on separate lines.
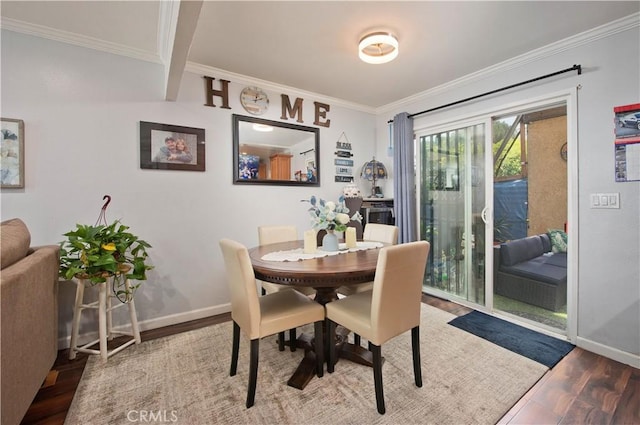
239, 154, 260, 179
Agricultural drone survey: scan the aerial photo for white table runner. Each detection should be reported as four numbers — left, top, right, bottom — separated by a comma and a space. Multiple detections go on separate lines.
261, 241, 383, 262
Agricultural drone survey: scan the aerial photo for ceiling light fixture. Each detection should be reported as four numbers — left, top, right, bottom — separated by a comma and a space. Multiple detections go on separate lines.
252, 123, 273, 132
358, 32, 399, 64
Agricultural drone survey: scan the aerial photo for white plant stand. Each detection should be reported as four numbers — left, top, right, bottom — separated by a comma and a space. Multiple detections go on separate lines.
69, 276, 141, 360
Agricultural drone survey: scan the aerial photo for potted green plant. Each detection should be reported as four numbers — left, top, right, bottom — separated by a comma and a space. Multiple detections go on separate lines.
493, 215, 512, 244
59, 220, 152, 302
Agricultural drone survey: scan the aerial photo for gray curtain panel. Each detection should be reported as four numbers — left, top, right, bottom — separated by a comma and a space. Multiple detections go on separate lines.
392, 112, 417, 243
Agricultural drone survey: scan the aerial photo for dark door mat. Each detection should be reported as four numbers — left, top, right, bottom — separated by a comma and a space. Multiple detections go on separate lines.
448, 310, 574, 368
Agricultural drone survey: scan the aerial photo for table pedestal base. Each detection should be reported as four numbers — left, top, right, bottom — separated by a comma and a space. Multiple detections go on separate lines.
283, 325, 383, 390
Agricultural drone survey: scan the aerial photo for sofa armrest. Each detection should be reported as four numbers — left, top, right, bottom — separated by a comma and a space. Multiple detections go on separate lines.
1, 245, 59, 425
0, 218, 31, 269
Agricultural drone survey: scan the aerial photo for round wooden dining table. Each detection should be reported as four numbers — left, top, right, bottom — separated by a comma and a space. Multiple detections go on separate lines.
248, 240, 387, 390
249, 240, 384, 304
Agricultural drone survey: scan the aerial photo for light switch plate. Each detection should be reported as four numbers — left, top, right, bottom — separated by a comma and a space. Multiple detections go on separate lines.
590, 192, 620, 209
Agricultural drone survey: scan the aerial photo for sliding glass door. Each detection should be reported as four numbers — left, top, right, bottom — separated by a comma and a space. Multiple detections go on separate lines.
417, 122, 488, 305
491, 105, 568, 332
417, 100, 571, 336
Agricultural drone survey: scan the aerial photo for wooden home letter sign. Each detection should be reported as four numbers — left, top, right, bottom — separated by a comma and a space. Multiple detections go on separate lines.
203, 76, 330, 127
203, 77, 231, 109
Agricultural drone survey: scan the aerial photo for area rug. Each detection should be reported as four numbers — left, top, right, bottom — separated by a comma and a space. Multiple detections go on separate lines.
65, 305, 547, 425
448, 310, 574, 368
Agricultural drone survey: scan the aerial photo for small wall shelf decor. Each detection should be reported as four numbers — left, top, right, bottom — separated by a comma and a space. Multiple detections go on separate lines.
335, 158, 354, 166
334, 132, 354, 183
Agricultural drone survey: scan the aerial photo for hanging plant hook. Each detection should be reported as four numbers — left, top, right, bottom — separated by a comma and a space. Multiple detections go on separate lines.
95, 195, 112, 226
101, 195, 111, 211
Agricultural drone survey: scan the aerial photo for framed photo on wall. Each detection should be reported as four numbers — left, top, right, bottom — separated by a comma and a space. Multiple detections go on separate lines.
1, 118, 25, 188
140, 121, 205, 171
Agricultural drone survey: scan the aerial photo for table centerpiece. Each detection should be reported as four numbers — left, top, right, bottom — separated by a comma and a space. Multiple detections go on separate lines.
304, 195, 362, 251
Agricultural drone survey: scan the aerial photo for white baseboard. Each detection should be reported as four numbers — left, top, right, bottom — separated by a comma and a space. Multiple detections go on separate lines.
58, 303, 231, 350
576, 337, 640, 368
58, 302, 640, 370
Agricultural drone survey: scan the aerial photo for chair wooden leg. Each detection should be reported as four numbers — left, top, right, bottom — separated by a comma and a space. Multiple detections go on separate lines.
289, 328, 297, 352
371, 343, 385, 414
230, 321, 240, 376
354, 333, 361, 346
261, 287, 266, 296
411, 326, 422, 387
246, 338, 259, 408
278, 331, 285, 351
314, 321, 324, 377
327, 320, 336, 373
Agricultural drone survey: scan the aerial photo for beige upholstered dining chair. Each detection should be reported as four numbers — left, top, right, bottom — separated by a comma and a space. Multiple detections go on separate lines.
258, 225, 315, 351
337, 223, 399, 296
219, 239, 325, 408
258, 225, 315, 297
363, 223, 399, 245
337, 223, 399, 347
326, 240, 430, 414
344, 196, 363, 239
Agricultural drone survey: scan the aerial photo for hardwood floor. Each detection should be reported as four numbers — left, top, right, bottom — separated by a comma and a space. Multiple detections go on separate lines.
21, 296, 638, 425
423, 295, 640, 425
20, 313, 231, 425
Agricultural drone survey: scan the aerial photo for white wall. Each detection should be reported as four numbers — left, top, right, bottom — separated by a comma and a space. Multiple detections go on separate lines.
2, 19, 638, 366
0, 31, 376, 343
377, 21, 640, 364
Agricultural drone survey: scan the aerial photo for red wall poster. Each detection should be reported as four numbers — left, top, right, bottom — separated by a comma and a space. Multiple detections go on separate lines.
614, 103, 640, 182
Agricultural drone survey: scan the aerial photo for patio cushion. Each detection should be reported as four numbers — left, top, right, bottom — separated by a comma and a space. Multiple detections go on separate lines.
500, 261, 566, 286
500, 236, 544, 267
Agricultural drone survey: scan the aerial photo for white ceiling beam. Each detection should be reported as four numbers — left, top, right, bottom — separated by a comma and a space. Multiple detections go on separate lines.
158, 0, 203, 101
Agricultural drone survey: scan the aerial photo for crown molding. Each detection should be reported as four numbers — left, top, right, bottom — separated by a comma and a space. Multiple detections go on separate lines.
0, 17, 161, 64
186, 61, 377, 115
377, 12, 640, 115
0, 16, 375, 114
2, 11, 636, 115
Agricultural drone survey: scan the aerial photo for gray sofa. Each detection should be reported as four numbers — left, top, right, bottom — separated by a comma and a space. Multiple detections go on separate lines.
493, 233, 567, 311
1, 218, 59, 425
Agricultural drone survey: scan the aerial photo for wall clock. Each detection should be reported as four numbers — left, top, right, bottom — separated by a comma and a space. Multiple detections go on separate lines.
240, 86, 269, 115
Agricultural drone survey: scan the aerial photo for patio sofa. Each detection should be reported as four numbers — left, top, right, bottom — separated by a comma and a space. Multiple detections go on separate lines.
493, 233, 567, 311
1, 218, 59, 425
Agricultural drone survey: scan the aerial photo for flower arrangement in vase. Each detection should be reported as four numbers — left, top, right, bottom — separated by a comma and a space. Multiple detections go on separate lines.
304, 195, 362, 251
